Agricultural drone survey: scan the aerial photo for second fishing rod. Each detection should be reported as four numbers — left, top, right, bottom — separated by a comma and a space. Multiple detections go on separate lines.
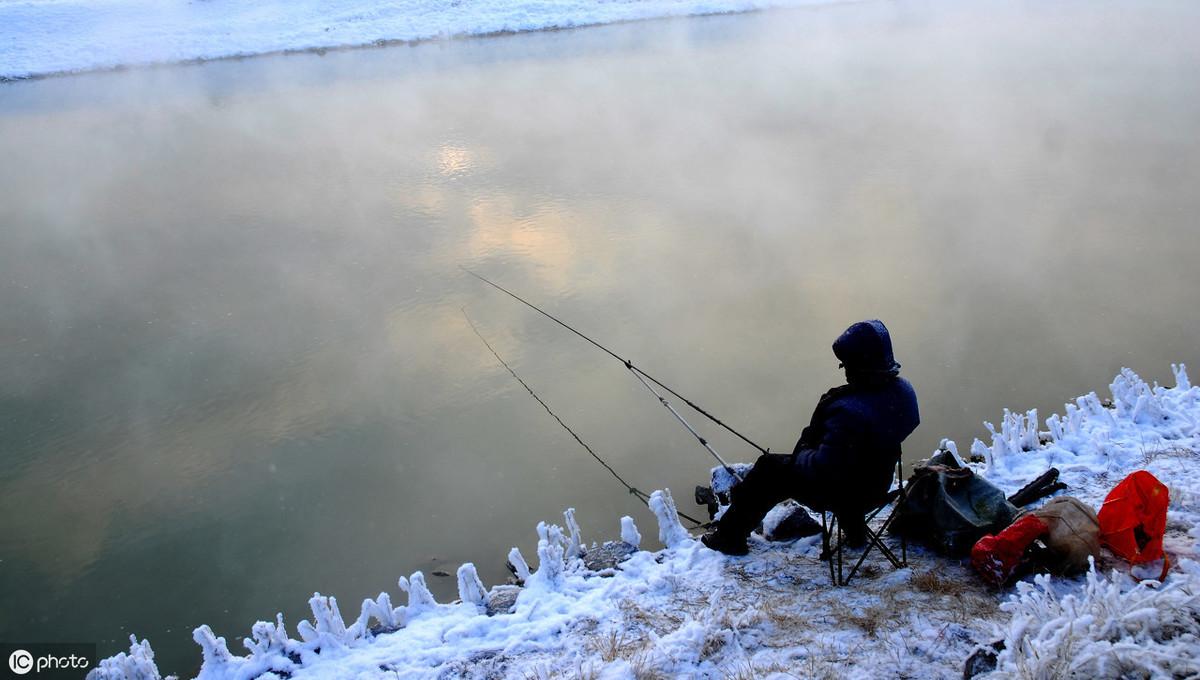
461, 267, 769, 478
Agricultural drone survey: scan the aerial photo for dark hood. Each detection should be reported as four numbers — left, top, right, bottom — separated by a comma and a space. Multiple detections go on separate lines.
832, 320, 901, 380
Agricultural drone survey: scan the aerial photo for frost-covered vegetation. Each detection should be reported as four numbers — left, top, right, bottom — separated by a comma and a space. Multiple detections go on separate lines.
995, 559, 1200, 678
88, 365, 1200, 679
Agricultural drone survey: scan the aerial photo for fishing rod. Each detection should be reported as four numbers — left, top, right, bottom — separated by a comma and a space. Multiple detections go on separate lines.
460, 267, 766, 477
461, 308, 708, 527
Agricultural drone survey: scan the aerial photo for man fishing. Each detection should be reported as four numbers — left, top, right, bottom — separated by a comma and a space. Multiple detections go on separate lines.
701, 319, 920, 556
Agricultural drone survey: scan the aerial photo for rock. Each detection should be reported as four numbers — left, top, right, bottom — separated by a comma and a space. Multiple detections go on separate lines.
763, 501, 823, 542
582, 540, 637, 572
485, 585, 521, 616
368, 624, 402, 637
962, 641, 1004, 679
928, 448, 964, 469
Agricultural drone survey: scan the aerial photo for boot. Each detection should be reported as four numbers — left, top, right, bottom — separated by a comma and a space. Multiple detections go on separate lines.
839, 514, 869, 549
701, 530, 749, 556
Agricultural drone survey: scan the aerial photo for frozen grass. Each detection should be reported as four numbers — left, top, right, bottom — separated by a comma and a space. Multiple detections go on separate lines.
993, 559, 1200, 678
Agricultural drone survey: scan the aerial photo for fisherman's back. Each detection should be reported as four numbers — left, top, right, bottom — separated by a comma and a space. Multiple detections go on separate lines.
793, 376, 920, 511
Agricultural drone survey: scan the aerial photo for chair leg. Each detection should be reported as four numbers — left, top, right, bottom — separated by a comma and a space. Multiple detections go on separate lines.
821, 511, 849, 586
871, 504, 906, 567
826, 457, 912, 586
843, 501, 908, 583
821, 511, 837, 586
836, 522, 845, 586
896, 458, 908, 567
845, 542, 868, 585
867, 530, 903, 567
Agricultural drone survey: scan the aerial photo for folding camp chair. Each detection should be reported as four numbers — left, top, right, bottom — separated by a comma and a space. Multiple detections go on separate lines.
820, 457, 909, 586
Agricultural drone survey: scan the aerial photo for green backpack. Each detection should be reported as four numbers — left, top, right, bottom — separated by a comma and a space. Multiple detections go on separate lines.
893, 457, 1018, 556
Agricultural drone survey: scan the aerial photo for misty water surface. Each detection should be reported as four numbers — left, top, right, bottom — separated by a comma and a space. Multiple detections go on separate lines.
2, 0, 1199, 674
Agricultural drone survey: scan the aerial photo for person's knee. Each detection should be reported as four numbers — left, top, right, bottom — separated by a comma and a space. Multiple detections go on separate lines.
752, 452, 792, 475
735, 454, 789, 497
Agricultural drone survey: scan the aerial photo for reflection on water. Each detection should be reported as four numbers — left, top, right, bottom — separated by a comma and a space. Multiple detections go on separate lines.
2, 0, 1199, 673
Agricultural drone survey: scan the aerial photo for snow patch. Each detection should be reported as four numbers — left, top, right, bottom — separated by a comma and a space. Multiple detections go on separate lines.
0, 0, 845, 81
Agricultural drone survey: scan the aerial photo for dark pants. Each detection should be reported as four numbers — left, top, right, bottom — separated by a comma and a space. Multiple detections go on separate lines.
716, 453, 825, 539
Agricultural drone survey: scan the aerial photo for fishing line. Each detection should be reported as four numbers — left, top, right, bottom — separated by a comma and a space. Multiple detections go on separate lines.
461, 308, 707, 527
460, 267, 766, 476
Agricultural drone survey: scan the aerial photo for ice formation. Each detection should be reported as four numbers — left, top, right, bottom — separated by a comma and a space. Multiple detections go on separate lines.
532, 521, 567, 587
191, 626, 237, 679
563, 507, 584, 560
648, 488, 691, 548
963, 364, 1197, 496
85, 636, 170, 680
400, 571, 438, 615
295, 594, 349, 650
352, 592, 404, 633
456, 563, 487, 609
507, 547, 532, 584
620, 515, 642, 548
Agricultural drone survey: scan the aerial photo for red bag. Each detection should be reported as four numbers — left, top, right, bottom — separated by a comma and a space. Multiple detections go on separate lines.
1098, 470, 1169, 565
970, 514, 1048, 587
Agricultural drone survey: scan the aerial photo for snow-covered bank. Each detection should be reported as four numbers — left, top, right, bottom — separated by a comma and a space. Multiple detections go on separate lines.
0, 0, 841, 81
87, 364, 1200, 679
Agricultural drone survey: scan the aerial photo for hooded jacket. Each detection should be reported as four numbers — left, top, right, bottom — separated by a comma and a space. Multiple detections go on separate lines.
791, 320, 920, 512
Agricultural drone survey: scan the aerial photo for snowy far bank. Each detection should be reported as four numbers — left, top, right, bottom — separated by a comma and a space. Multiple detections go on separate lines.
0, 0, 842, 81
88, 364, 1200, 679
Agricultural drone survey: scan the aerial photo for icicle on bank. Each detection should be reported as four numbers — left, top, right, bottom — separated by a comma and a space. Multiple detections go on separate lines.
958, 364, 1197, 498
86, 505, 669, 680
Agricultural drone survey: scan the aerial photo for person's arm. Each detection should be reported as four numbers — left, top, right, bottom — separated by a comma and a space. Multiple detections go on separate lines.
806, 404, 866, 476
793, 385, 858, 454
792, 424, 818, 457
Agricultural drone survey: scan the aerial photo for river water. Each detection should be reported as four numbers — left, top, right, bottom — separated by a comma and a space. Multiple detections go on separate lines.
2, 0, 1198, 674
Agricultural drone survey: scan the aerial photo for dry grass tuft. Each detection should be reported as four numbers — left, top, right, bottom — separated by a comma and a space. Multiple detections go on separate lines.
585, 629, 629, 663
521, 663, 558, 680
721, 659, 793, 679
947, 592, 1000, 626
847, 606, 888, 637
827, 600, 891, 638
628, 650, 667, 680
617, 598, 685, 635
700, 631, 727, 660
761, 602, 807, 629
1141, 444, 1198, 465
796, 639, 862, 679
573, 661, 600, 680
910, 569, 968, 597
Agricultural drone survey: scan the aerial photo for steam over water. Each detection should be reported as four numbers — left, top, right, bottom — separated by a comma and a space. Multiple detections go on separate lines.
2, 0, 1199, 674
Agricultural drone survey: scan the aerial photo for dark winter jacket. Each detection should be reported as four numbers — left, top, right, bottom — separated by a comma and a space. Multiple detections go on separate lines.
791, 320, 920, 512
